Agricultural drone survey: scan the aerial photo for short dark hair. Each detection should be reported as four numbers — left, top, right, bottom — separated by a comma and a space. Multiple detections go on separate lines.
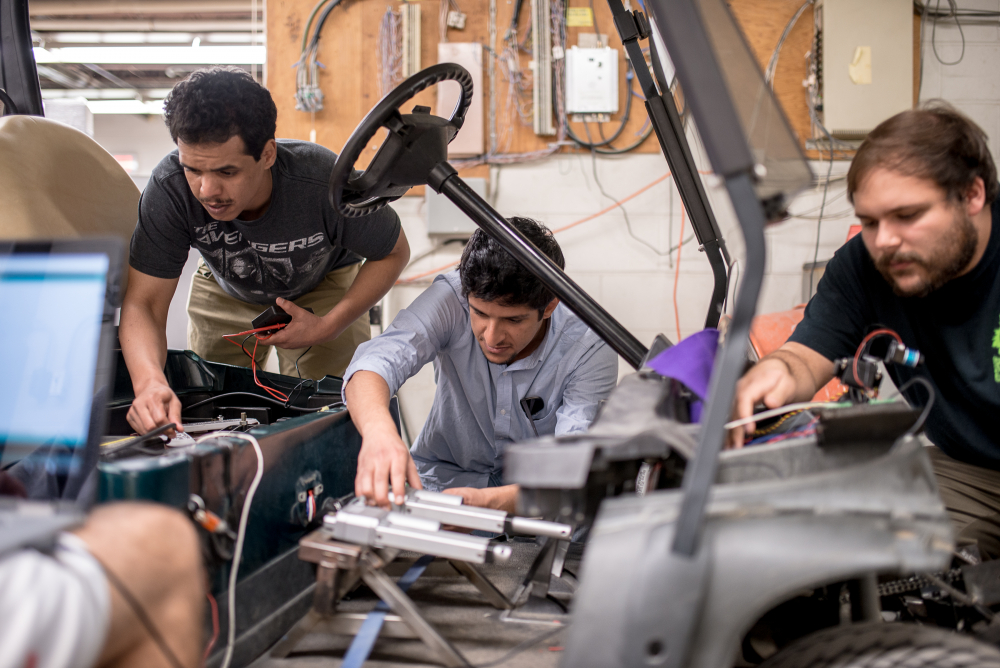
847, 102, 998, 205
459, 217, 565, 315
162, 67, 277, 161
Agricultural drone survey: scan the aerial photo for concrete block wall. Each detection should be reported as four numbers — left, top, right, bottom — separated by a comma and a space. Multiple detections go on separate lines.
918, 0, 1000, 156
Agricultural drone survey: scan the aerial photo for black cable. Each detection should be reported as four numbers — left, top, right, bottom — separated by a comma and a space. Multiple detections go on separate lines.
807, 141, 836, 299
89, 553, 186, 668
101, 423, 177, 458
239, 333, 257, 364
0, 88, 19, 116
294, 346, 313, 379
764, 0, 812, 86
931, 0, 965, 66
307, 0, 346, 52
286, 378, 316, 407
592, 123, 653, 154
899, 376, 935, 436
586, 144, 693, 256
508, 0, 526, 38
475, 625, 564, 668
181, 392, 338, 414
588, 0, 601, 35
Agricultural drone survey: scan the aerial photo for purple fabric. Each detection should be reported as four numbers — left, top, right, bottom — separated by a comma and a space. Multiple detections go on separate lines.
646, 329, 719, 422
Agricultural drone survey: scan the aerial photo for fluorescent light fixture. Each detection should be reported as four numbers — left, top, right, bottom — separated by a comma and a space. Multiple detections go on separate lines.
86, 99, 166, 115
42, 88, 173, 100
33, 45, 265, 65
40, 32, 263, 46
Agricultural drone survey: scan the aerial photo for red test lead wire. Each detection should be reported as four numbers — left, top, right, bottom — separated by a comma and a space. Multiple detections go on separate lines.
852, 327, 903, 389
221, 324, 290, 403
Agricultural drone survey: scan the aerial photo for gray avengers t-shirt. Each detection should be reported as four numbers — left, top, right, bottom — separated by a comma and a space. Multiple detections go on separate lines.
129, 139, 401, 305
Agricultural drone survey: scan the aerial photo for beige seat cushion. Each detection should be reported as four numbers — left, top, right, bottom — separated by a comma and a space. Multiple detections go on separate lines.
0, 115, 140, 270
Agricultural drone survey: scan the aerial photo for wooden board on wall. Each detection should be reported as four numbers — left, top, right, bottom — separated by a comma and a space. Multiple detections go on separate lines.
266, 0, 660, 178
266, 0, 917, 169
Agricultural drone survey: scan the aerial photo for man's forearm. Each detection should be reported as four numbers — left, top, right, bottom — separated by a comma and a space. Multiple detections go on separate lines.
767, 348, 824, 402
344, 370, 398, 437
119, 302, 170, 392
487, 485, 519, 515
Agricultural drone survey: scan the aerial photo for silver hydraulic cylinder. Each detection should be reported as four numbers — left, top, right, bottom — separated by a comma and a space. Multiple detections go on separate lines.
390, 489, 573, 540
323, 498, 512, 564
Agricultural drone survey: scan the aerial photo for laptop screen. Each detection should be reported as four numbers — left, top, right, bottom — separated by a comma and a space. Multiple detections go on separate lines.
0, 253, 110, 466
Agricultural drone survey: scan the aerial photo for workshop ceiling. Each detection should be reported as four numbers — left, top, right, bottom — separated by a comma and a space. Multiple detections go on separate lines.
30, 0, 264, 111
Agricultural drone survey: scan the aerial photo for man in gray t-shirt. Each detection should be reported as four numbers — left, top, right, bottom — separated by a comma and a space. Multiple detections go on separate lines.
121, 67, 409, 435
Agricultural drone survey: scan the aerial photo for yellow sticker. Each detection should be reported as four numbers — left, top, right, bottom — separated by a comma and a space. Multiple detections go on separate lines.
849, 46, 872, 85
566, 7, 594, 27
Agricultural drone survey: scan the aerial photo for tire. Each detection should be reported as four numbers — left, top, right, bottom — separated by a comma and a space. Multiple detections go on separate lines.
758, 622, 1000, 668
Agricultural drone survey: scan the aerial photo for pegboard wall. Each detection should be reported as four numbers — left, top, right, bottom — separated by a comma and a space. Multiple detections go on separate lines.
265, 0, 917, 173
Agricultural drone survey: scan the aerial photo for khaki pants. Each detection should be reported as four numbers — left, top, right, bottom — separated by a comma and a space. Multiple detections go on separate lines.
927, 445, 1000, 561
186, 260, 370, 379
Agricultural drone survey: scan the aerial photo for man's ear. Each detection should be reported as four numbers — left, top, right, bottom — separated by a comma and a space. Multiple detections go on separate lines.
259, 139, 278, 169
541, 298, 559, 320
963, 176, 987, 217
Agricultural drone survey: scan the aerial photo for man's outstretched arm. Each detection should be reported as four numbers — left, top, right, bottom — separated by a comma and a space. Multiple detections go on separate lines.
729, 342, 836, 448
345, 370, 422, 507
119, 267, 183, 435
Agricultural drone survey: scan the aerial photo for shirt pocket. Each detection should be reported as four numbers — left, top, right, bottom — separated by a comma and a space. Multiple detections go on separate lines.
530, 406, 559, 435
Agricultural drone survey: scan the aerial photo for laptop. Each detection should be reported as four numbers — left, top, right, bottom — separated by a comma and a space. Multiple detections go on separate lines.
0, 237, 122, 555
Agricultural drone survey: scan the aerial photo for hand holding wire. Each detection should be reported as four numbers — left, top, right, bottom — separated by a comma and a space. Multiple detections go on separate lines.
728, 356, 800, 449
255, 298, 331, 350
126, 382, 184, 436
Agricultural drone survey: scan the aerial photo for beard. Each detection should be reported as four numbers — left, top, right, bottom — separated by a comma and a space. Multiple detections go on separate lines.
873, 210, 979, 298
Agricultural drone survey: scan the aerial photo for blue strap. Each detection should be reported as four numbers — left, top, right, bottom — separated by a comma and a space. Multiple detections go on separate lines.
341, 554, 435, 668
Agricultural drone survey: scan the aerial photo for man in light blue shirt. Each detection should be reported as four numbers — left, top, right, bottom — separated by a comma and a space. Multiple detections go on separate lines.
343, 218, 618, 511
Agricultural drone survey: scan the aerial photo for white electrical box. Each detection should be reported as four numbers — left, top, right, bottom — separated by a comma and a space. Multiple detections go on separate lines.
565, 47, 619, 114
818, 0, 912, 139
426, 177, 487, 237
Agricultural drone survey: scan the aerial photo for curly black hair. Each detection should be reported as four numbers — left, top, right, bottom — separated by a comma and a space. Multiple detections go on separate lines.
459, 217, 565, 315
162, 67, 277, 161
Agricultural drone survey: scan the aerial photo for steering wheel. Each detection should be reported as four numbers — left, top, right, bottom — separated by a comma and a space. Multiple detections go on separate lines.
330, 63, 474, 218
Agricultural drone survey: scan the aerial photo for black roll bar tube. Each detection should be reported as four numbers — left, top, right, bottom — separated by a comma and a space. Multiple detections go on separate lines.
606, 0, 732, 329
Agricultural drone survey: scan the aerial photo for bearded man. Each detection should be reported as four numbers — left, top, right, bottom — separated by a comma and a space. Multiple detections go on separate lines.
731, 103, 1000, 558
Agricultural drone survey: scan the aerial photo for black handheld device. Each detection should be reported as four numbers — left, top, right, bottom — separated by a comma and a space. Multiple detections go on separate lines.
520, 396, 544, 437
252, 304, 314, 331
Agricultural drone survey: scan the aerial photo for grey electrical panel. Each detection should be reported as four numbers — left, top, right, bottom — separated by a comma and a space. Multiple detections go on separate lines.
425, 177, 487, 237
818, 0, 913, 139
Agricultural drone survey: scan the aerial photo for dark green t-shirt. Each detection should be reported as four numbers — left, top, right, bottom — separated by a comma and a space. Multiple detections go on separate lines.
790, 199, 1000, 468
129, 139, 400, 305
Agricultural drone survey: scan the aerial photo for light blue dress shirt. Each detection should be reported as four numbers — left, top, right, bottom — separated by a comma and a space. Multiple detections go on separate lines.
343, 270, 619, 491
